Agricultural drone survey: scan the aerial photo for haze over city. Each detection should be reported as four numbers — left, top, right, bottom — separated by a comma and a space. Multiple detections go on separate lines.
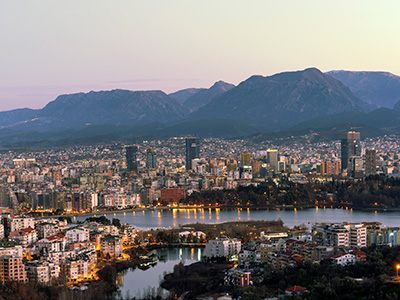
1, 0, 400, 111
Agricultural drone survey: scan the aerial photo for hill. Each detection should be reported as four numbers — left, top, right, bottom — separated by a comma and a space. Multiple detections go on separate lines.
183, 81, 235, 112
189, 68, 371, 131
168, 88, 205, 104
327, 70, 400, 109
0, 89, 189, 131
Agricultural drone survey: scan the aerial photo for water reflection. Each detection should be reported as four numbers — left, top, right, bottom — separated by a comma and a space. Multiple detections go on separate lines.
76, 208, 400, 231
118, 248, 203, 298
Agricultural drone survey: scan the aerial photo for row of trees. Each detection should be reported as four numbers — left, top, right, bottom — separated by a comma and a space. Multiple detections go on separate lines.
184, 175, 400, 209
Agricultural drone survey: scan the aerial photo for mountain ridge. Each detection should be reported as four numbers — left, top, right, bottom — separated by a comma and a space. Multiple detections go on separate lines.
189, 68, 372, 130
327, 70, 400, 108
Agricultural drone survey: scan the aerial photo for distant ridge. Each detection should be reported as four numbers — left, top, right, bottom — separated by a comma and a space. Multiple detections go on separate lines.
0, 89, 189, 131
169, 88, 205, 104
183, 80, 235, 112
327, 70, 400, 109
189, 68, 371, 130
1, 67, 400, 147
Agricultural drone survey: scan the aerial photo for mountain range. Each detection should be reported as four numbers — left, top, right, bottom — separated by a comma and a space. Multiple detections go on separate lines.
1, 67, 400, 148
189, 68, 372, 130
327, 70, 400, 109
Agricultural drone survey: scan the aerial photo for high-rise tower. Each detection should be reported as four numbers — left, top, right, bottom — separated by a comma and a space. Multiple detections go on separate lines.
146, 148, 157, 169
185, 137, 200, 170
267, 149, 279, 171
126, 145, 138, 174
341, 131, 361, 171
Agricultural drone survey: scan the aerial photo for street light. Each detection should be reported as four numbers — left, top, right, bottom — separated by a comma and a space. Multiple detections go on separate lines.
396, 264, 400, 280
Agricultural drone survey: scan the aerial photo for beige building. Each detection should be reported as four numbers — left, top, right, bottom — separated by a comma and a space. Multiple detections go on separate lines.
0, 256, 27, 282
25, 260, 59, 284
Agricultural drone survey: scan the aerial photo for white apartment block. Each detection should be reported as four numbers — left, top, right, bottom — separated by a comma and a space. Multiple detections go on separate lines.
65, 228, 90, 242
204, 237, 241, 258
63, 259, 90, 280
9, 217, 35, 232
312, 223, 367, 249
331, 253, 356, 266
25, 260, 59, 284
349, 224, 367, 248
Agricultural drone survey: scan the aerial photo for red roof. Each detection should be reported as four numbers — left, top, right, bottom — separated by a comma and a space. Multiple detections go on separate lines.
286, 286, 307, 292
21, 227, 35, 233
350, 250, 366, 256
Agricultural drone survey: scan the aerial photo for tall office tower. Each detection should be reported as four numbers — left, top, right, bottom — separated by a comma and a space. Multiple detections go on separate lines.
341, 131, 361, 171
267, 149, 279, 171
240, 153, 252, 167
365, 149, 377, 176
185, 137, 200, 170
146, 148, 157, 169
126, 145, 139, 174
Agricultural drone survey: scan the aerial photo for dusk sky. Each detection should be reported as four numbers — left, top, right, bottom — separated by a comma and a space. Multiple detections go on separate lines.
1, 0, 399, 111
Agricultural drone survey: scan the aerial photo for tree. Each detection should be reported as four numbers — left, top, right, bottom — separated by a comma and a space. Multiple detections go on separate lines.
112, 218, 122, 228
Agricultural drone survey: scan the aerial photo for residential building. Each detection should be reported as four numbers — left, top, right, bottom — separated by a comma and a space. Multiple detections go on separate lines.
0, 256, 27, 282
100, 235, 123, 258
65, 228, 90, 242
225, 268, 252, 287
204, 237, 241, 258
25, 260, 59, 284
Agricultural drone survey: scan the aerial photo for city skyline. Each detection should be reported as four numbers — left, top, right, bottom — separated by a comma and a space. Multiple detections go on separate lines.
1, 1, 400, 111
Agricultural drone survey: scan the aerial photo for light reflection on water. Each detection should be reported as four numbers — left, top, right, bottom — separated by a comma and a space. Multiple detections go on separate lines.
118, 247, 203, 298
76, 208, 400, 231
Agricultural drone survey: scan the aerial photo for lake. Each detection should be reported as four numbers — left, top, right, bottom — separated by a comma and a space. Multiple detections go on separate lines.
74, 207, 400, 230
117, 247, 203, 299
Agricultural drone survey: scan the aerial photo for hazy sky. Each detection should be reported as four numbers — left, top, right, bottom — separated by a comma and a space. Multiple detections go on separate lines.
1, 0, 399, 111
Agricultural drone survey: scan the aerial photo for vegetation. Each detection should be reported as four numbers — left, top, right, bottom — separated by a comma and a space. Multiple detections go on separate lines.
161, 245, 400, 300
161, 261, 232, 299
184, 175, 400, 210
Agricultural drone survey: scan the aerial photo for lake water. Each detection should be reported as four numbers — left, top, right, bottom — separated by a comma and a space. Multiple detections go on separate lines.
75, 207, 400, 230
117, 247, 203, 299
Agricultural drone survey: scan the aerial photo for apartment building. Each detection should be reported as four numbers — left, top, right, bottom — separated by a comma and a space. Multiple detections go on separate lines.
204, 237, 241, 258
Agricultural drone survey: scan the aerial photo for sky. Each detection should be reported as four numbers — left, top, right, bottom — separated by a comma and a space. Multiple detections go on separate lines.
1, 0, 400, 111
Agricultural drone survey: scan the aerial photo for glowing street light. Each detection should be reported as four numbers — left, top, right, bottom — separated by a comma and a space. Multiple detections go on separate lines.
396, 264, 400, 280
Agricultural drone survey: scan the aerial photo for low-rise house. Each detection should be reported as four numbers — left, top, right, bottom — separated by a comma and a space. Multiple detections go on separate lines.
331, 253, 356, 265
9, 227, 38, 246
350, 250, 367, 262
285, 286, 307, 297
36, 233, 67, 254
225, 268, 252, 287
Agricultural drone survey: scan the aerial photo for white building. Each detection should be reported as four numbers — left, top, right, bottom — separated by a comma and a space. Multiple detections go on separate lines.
25, 260, 59, 284
349, 224, 367, 248
9, 217, 35, 233
204, 237, 241, 258
65, 228, 90, 242
331, 253, 356, 265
